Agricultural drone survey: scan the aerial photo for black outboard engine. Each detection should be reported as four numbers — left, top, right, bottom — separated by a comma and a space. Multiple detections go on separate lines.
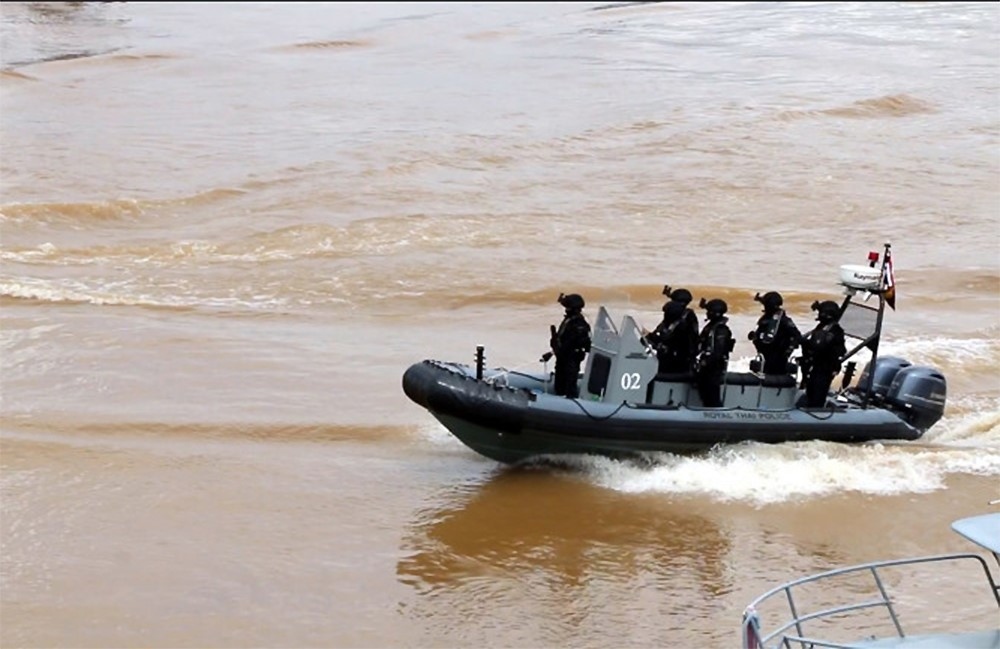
855, 356, 912, 404
884, 366, 947, 432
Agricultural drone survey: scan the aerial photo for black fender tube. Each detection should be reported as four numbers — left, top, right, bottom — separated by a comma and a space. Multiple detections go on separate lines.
402, 361, 527, 434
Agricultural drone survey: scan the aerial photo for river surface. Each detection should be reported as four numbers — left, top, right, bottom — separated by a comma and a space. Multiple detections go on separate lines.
1, 2, 998, 648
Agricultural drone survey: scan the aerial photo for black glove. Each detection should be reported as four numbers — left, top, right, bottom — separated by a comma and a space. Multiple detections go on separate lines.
540, 351, 554, 363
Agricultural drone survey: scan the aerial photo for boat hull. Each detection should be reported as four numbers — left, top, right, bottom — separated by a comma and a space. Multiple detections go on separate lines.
402, 360, 923, 464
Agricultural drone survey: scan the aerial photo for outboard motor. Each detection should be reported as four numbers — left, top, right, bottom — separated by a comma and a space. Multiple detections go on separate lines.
884, 366, 947, 432
855, 356, 912, 403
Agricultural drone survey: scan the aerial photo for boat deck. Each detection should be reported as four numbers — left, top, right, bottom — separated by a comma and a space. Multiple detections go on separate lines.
742, 551, 1000, 649
851, 629, 1000, 648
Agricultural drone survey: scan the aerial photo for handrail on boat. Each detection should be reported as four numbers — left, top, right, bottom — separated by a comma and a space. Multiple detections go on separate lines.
742, 552, 1000, 649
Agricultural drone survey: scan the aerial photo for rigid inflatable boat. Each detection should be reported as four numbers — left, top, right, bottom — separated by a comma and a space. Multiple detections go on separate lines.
402, 246, 947, 464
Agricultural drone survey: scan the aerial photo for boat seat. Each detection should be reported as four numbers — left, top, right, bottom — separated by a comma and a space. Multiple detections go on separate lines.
724, 371, 797, 389
723, 372, 762, 408
646, 373, 693, 406
761, 374, 797, 388
651, 372, 694, 383
725, 372, 762, 386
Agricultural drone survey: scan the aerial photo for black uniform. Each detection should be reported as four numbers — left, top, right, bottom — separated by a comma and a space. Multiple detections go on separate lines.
550, 294, 592, 398
750, 310, 802, 374
800, 301, 846, 408
665, 288, 700, 344
644, 301, 699, 374
748, 291, 801, 375
694, 299, 734, 408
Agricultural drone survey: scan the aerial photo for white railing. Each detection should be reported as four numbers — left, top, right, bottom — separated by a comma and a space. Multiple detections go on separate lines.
742, 552, 1000, 649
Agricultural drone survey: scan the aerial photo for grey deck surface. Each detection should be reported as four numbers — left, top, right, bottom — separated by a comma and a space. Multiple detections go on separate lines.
851, 629, 1000, 648
952, 513, 1000, 554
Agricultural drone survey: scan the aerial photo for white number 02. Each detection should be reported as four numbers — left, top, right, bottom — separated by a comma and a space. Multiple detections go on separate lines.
620, 373, 641, 390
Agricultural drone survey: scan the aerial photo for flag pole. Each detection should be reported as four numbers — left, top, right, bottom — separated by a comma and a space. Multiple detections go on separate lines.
861, 242, 890, 407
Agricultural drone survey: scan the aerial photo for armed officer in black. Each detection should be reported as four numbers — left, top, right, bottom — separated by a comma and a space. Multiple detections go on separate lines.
644, 287, 700, 375
694, 298, 734, 407
748, 291, 802, 375
664, 287, 701, 351
799, 300, 847, 408
547, 293, 592, 398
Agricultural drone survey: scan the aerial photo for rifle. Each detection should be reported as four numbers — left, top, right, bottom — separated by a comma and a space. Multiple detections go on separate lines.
540, 324, 558, 363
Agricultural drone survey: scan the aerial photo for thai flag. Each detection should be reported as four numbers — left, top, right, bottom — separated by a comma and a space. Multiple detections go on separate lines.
881, 248, 896, 310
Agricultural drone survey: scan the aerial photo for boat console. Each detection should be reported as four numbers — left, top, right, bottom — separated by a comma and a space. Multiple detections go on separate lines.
578, 307, 800, 411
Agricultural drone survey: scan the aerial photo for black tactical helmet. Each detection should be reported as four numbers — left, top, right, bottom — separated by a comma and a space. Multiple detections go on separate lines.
669, 287, 693, 305
759, 291, 783, 311
663, 300, 686, 320
559, 293, 585, 311
702, 298, 728, 319
816, 300, 840, 322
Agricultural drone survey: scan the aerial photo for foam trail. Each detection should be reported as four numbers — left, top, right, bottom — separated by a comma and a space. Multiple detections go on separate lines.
881, 336, 999, 371
926, 403, 1000, 446
539, 440, 1000, 507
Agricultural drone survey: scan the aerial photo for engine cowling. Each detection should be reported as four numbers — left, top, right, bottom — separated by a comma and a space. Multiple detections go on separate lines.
885, 365, 947, 432
856, 356, 912, 403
